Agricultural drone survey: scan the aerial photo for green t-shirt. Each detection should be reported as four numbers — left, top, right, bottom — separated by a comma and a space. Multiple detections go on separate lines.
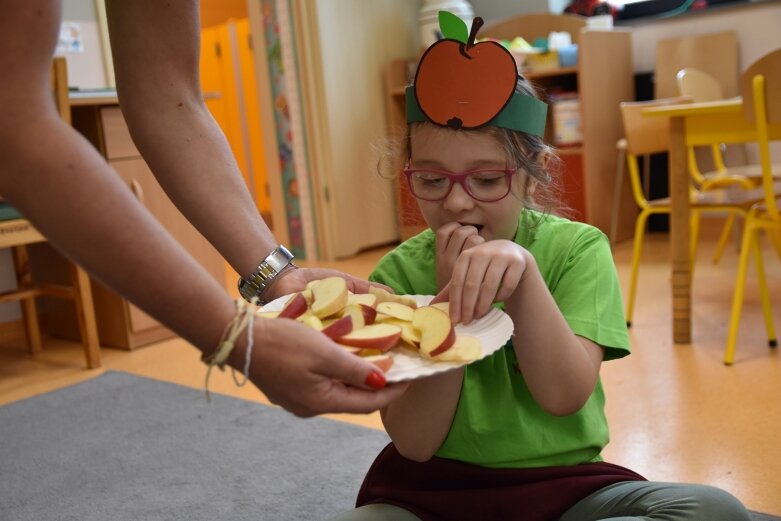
369, 210, 630, 469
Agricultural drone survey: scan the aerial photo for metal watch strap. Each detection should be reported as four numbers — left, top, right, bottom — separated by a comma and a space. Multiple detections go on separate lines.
238, 245, 295, 304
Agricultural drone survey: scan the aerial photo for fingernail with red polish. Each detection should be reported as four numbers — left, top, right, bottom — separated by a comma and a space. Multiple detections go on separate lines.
365, 370, 386, 389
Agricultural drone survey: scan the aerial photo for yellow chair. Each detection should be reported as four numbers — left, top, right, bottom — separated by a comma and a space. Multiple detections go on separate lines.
620, 97, 769, 327
724, 49, 781, 365
0, 58, 100, 369
677, 67, 781, 263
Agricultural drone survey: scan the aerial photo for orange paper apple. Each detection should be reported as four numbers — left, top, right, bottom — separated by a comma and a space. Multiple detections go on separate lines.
414, 16, 517, 129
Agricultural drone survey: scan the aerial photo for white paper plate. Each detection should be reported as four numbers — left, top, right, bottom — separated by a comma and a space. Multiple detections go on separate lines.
262, 294, 514, 383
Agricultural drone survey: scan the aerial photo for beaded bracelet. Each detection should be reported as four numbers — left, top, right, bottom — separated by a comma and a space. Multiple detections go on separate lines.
202, 297, 259, 402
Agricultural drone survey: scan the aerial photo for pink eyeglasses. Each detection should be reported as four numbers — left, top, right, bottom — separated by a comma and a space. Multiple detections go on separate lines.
403, 163, 517, 202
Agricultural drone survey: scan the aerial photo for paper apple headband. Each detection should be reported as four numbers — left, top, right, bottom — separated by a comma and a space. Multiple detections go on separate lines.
406, 12, 547, 137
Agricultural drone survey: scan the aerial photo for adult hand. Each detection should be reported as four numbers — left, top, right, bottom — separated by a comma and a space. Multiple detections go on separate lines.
234, 317, 409, 417
433, 240, 528, 325
265, 266, 390, 304
435, 222, 485, 291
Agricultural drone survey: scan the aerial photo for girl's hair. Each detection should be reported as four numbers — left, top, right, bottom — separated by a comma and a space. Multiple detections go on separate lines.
377, 75, 570, 218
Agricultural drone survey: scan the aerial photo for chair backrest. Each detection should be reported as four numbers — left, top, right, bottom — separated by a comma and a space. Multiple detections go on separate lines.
620, 96, 693, 208
619, 96, 693, 157
676, 67, 724, 102
655, 31, 738, 100
740, 48, 781, 220
741, 48, 781, 125
482, 12, 587, 45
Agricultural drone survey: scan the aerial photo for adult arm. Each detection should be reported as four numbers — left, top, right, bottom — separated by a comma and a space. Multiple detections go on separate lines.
0, 0, 406, 417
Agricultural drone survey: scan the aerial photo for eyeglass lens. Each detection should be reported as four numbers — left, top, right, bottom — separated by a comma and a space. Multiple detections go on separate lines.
408, 170, 511, 202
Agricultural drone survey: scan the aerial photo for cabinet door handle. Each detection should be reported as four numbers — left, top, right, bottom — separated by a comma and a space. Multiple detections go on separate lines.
129, 179, 145, 205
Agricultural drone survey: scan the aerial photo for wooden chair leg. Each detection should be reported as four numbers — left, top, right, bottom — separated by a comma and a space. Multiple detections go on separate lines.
11, 246, 43, 353
69, 263, 101, 369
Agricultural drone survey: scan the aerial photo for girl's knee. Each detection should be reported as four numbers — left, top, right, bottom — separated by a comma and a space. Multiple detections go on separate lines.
688, 484, 752, 521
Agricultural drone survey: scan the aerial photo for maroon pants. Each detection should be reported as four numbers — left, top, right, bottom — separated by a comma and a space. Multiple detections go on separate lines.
357, 443, 647, 521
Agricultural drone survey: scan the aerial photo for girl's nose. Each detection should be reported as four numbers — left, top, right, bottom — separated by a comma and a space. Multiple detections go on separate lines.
442, 182, 474, 212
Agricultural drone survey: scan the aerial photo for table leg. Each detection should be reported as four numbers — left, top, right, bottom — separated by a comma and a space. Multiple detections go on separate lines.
669, 117, 692, 343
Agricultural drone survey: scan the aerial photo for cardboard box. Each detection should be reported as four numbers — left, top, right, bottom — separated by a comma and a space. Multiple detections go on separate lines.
552, 98, 582, 146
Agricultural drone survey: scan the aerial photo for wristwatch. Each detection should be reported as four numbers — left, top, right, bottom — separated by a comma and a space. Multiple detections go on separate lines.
238, 245, 296, 304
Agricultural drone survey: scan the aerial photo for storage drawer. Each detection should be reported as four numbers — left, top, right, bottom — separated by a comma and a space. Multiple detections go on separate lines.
101, 107, 141, 160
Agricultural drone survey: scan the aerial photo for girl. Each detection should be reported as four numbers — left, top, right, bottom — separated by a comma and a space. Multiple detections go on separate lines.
330, 13, 751, 521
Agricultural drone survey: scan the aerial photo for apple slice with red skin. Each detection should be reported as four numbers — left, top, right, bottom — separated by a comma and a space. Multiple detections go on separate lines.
338, 323, 402, 352
341, 304, 367, 331
362, 354, 394, 373
413, 306, 456, 358
321, 315, 354, 340
277, 292, 308, 319
257, 310, 281, 319
310, 276, 349, 318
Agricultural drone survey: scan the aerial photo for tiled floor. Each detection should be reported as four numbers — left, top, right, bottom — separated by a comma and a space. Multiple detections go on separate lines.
2, 227, 780, 515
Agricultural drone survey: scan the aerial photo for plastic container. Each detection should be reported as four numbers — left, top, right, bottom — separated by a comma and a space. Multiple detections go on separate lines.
558, 44, 579, 67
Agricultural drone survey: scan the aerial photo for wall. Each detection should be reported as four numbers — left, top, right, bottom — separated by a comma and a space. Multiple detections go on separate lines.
627, 1, 781, 73
58, 0, 109, 89
468, 0, 550, 24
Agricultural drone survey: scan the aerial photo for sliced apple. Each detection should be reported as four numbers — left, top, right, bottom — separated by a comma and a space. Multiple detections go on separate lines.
376, 301, 415, 322
347, 293, 378, 309
362, 354, 394, 373
359, 304, 377, 325
430, 334, 482, 362
368, 286, 417, 309
337, 323, 402, 352
256, 310, 280, 319
413, 306, 456, 358
310, 276, 348, 318
298, 313, 324, 330
277, 292, 308, 319
340, 304, 367, 331
431, 302, 450, 314
382, 318, 421, 346
321, 314, 354, 340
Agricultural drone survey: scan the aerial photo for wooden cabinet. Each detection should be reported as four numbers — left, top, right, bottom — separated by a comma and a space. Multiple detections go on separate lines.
385, 14, 636, 241
41, 99, 226, 350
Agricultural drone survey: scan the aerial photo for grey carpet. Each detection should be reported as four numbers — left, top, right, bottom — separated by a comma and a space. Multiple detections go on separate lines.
0, 371, 390, 521
1, 371, 778, 521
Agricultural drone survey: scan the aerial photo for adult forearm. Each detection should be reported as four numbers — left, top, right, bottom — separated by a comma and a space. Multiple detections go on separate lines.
505, 256, 602, 416
0, 116, 235, 355
105, 0, 276, 278
119, 98, 275, 277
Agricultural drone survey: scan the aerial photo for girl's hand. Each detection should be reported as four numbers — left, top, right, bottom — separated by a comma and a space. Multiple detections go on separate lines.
436, 240, 528, 324
435, 222, 485, 291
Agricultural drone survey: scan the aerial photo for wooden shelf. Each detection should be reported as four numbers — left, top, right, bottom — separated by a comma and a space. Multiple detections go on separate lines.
525, 65, 579, 79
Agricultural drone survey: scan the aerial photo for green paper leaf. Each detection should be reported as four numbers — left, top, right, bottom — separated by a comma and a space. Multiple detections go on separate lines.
438, 11, 468, 43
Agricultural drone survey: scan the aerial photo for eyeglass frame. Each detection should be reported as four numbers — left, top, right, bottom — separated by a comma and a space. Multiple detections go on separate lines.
402, 162, 519, 202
